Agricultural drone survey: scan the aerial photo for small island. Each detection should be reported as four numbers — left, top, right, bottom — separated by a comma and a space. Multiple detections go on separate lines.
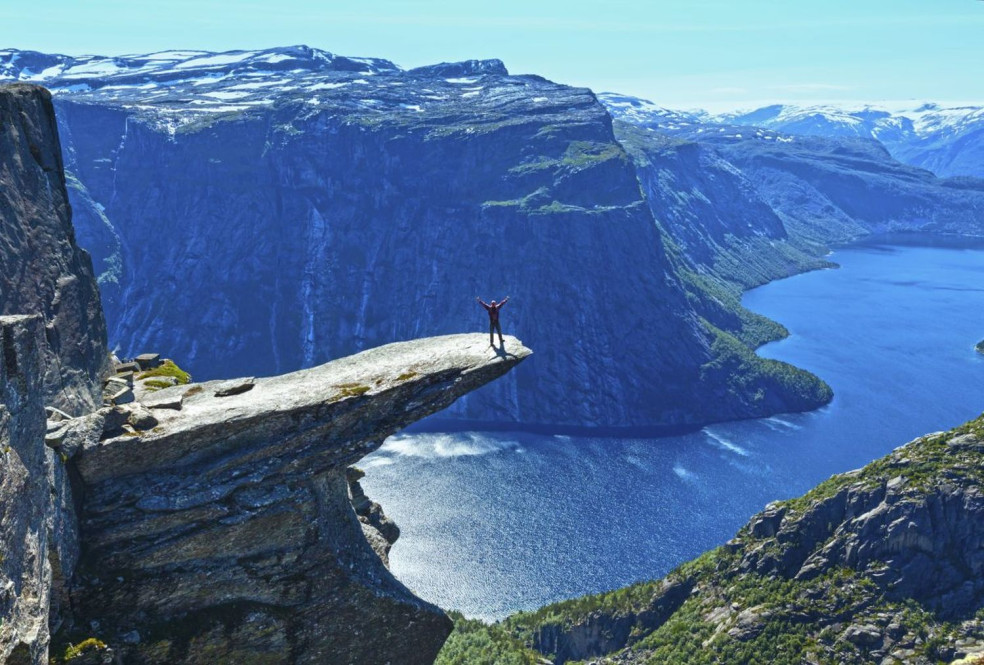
977, 339, 984, 354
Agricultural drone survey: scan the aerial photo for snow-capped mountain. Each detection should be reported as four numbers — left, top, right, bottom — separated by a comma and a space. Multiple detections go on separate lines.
715, 102, 984, 178
2, 45, 835, 430
0, 45, 509, 131
598, 93, 984, 178
596, 92, 706, 132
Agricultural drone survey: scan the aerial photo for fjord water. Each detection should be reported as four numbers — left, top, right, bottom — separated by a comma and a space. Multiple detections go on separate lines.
361, 238, 984, 620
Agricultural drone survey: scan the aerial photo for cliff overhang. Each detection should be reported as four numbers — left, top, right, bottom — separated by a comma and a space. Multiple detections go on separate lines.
58, 333, 530, 663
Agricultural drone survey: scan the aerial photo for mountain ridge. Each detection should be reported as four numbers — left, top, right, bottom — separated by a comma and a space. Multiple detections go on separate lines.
12, 47, 836, 430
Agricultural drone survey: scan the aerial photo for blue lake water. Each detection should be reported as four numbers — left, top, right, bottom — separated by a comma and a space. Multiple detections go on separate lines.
361, 238, 984, 621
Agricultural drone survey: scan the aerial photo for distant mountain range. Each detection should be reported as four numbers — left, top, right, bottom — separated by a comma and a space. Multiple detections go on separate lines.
2, 46, 982, 430
601, 92, 984, 178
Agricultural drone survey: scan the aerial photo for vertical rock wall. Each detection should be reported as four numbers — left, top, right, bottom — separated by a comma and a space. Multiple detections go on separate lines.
0, 316, 53, 664
0, 83, 108, 413
0, 83, 108, 664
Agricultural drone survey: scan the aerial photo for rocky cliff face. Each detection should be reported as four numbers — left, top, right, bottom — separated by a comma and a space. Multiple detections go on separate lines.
0, 47, 832, 430
0, 82, 532, 664
1, 315, 56, 665
56, 334, 530, 664
500, 413, 984, 664
0, 83, 108, 412
0, 82, 107, 665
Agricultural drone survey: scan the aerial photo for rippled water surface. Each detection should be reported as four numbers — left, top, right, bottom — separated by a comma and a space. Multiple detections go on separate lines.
362, 238, 984, 620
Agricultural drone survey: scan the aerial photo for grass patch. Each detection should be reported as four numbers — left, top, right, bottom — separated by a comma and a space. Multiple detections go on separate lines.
137, 359, 191, 385
699, 321, 833, 414
57, 637, 108, 662
142, 378, 175, 391
397, 371, 418, 381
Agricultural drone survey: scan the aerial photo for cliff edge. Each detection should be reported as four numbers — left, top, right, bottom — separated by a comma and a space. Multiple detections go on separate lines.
0, 82, 532, 665
1, 82, 108, 665
57, 334, 530, 664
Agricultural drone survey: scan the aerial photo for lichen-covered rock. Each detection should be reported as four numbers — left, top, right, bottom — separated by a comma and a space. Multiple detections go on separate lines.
0, 83, 108, 413
65, 333, 530, 664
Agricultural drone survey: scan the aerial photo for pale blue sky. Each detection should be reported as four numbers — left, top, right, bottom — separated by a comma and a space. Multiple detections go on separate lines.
4, 0, 983, 110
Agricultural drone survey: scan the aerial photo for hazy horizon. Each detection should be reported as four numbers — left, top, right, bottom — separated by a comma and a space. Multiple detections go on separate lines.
3, 0, 983, 111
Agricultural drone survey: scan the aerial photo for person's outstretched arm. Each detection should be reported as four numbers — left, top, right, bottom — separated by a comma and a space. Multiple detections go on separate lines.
499, 296, 510, 307
476, 296, 490, 309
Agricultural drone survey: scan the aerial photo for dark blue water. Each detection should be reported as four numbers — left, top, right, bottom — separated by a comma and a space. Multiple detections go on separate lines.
361, 239, 984, 620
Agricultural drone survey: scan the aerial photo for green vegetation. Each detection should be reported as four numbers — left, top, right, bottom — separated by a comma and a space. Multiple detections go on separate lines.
142, 378, 175, 391
678, 268, 789, 348
435, 614, 543, 665
508, 579, 664, 635
54, 637, 108, 663
137, 359, 191, 385
700, 321, 833, 413
780, 412, 984, 514
396, 370, 418, 381
336, 382, 371, 398
976, 339, 984, 354
508, 140, 627, 176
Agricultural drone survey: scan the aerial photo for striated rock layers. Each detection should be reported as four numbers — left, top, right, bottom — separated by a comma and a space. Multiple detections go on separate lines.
63, 334, 530, 664
0, 83, 108, 413
502, 414, 984, 664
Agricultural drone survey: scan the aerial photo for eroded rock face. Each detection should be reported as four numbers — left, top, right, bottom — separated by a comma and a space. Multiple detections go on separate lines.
66, 334, 530, 664
1, 82, 107, 665
0, 316, 83, 665
0, 83, 108, 413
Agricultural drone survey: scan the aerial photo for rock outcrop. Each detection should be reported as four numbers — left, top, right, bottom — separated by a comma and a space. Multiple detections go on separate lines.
500, 414, 984, 664
61, 334, 530, 664
0, 83, 108, 413
0, 82, 532, 664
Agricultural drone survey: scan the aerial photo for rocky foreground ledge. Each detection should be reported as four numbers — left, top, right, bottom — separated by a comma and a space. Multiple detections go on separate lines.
43, 333, 528, 664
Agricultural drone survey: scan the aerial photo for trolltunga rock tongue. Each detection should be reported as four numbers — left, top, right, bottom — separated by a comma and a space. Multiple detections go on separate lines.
70, 333, 530, 664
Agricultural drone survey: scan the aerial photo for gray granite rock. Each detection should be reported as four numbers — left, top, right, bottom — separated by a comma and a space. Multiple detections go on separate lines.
67, 333, 530, 664
0, 84, 108, 413
0, 315, 80, 665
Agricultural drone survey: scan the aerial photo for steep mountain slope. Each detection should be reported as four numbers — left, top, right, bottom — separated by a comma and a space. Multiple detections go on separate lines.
0, 47, 830, 429
443, 413, 984, 664
603, 95, 984, 256
699, 133, 984, 246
